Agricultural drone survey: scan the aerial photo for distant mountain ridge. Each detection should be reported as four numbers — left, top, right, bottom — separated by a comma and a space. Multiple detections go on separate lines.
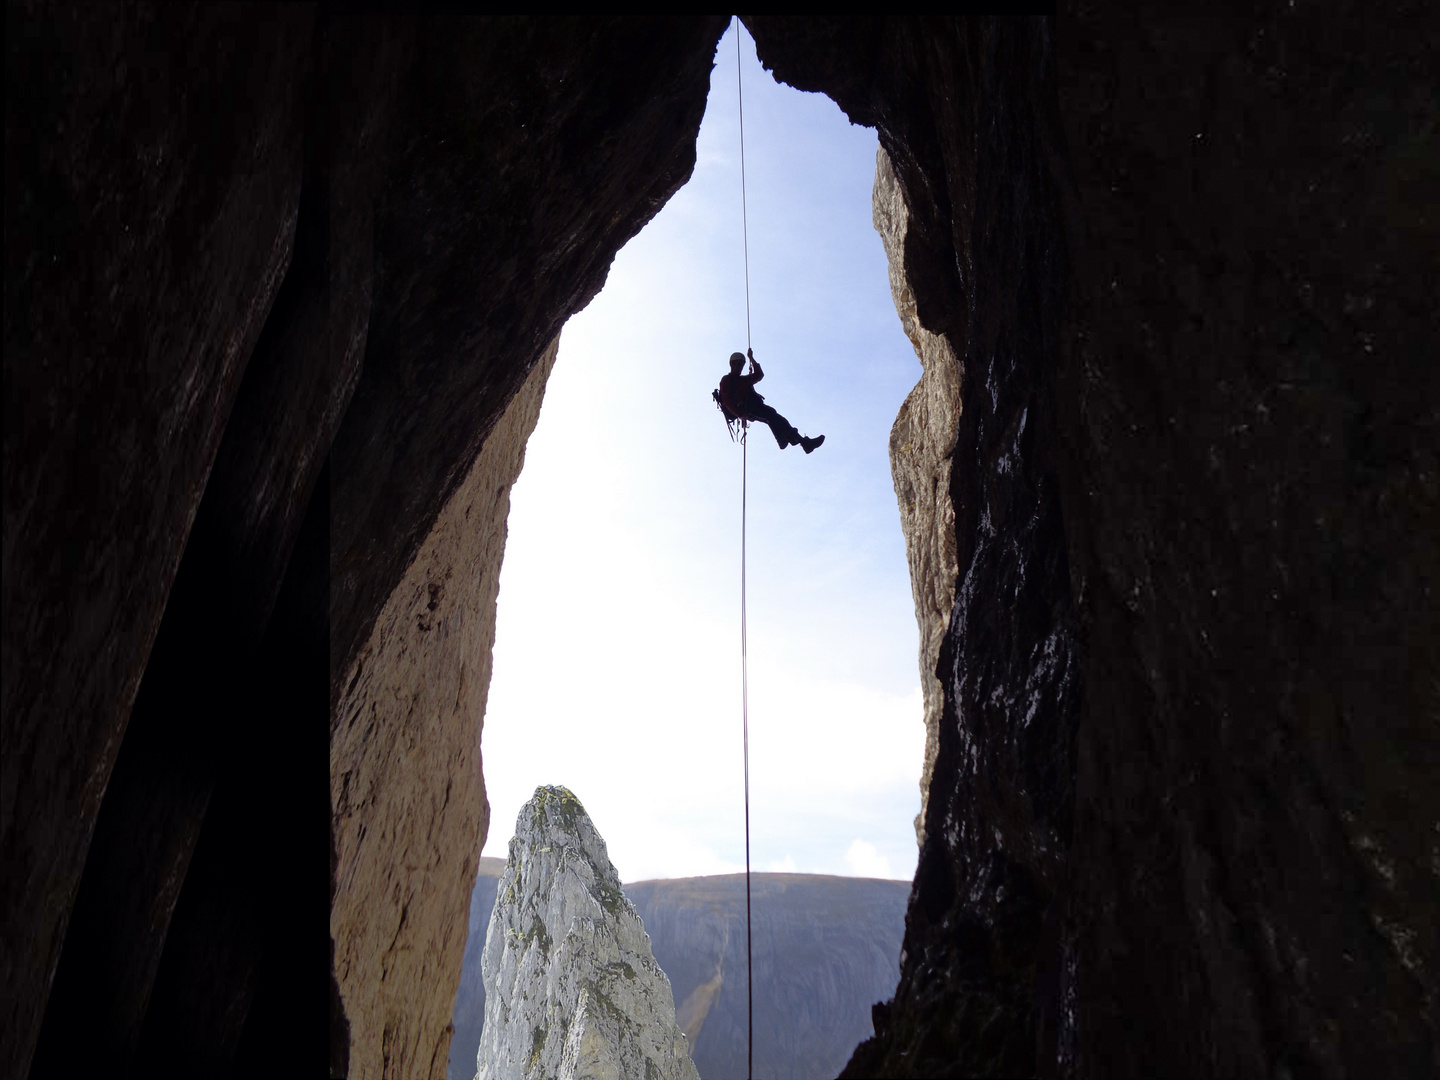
628, 874, 909, 1080
449, 869, 909, 1080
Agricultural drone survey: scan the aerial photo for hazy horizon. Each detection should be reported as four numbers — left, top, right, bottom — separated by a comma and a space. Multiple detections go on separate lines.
474, 850, 912, 886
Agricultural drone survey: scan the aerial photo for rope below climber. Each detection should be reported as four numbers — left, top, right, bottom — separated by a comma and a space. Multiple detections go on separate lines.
714, 349, 825, 453
719, 17, 826, 1079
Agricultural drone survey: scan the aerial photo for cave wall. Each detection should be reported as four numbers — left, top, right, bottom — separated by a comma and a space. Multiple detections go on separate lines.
747, 11, 1437, 1078
3, 7, 313, 1076
6, 10, 1435, 1080
747, 18, 1080, 1076
1054, 7, 1438, 1076
331, 335, 557, 1079
317, 16, 727, 1075
874, 147, 961, 849
325, 16, 729, 699
4, 11, 727, 1079
22, 13, 409, 1076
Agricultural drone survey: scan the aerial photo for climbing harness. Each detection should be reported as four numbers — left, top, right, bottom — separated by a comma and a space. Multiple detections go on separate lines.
712, 386, 743, 441
735, 18, 755, 1080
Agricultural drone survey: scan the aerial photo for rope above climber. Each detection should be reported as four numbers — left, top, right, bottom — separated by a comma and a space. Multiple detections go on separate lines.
714, 349, 825, 453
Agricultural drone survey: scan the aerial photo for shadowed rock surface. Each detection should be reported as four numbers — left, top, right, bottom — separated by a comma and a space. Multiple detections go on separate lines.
476, 787, 697, 1080
746, 13, 1437, 1078
5, 10, 1435, 1079
5, 9, 314, 1073
5, 13, 728, 1079
747, 19, 1081, 1075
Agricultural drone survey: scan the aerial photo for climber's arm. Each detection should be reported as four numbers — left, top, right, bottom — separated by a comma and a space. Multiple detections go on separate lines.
746, 349, 764, 383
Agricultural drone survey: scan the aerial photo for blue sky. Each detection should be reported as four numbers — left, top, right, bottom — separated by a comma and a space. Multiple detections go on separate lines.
478, 22, 924, 884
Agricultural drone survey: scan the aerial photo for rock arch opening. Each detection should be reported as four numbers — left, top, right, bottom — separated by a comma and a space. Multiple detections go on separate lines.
453, 24, 927, 1075
477, 20, 924, 902
6, 13, 1434, 1080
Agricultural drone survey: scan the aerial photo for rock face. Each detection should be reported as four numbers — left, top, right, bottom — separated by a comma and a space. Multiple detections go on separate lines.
627, 874, 909, 1080
453, 870, 907, 1080
476, 787, 698, 1080
331, 338, 559, 1079
1054, 10, 1438, 1076
5, 13, 728, 1078
874, 148, 961, 849
321, 17, 729, 1074
747, 13, 1438, 1079
7, 11, 1436, 1079
3, 9, 313, 1074
750, 20, 1081, 1076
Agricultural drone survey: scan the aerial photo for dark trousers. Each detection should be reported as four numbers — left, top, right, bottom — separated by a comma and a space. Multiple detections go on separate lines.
745, 402, 801, 448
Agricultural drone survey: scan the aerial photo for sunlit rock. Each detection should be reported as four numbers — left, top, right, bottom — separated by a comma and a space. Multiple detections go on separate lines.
332, 338, 561, 1078
476, 786, 698, 1080
873, 146, 961, 848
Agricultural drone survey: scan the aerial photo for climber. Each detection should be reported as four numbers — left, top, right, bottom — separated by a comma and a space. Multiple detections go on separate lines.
715, 349, 825, 453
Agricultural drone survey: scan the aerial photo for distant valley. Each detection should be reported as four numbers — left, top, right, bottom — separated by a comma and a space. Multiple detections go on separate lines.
449, 865, 909, 1080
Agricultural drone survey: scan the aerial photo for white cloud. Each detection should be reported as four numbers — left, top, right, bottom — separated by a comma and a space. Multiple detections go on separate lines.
844, 839, 895, 880
766, 855, 798, 873
609, 824, 746, 885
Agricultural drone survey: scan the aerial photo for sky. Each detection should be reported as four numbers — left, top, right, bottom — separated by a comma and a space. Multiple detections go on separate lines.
478, 22, 925, 886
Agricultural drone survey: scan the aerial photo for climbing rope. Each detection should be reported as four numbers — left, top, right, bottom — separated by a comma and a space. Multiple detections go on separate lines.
735, 17, 754, 1080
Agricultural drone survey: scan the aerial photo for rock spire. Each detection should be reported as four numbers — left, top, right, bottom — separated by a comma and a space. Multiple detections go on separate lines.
476, 786, 698, 1080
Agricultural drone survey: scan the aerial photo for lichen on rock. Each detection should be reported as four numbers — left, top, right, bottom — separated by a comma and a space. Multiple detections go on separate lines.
476, 786, 698, 1080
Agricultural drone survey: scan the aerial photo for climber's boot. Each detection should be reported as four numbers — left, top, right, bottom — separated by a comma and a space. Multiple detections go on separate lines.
801, 435, 825, 454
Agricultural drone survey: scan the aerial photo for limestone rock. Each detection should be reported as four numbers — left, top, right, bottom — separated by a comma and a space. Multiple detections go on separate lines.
331, 338, 560, 1079
476, 787, 698, 1080
754, 16, 1438, 1079
7, 14, 729, 1077
1, 12, 311, 1070
758, 23, 1083, 1075
453, 869, 907, 1080
13, 11, 1435, 1078
873, 147, 960, 848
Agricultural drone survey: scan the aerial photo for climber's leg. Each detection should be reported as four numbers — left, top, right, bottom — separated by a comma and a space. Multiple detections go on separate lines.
748, 403, 798, 449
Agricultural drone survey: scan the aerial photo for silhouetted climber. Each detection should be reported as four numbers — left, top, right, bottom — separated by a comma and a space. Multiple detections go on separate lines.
715, 349, 824, 453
